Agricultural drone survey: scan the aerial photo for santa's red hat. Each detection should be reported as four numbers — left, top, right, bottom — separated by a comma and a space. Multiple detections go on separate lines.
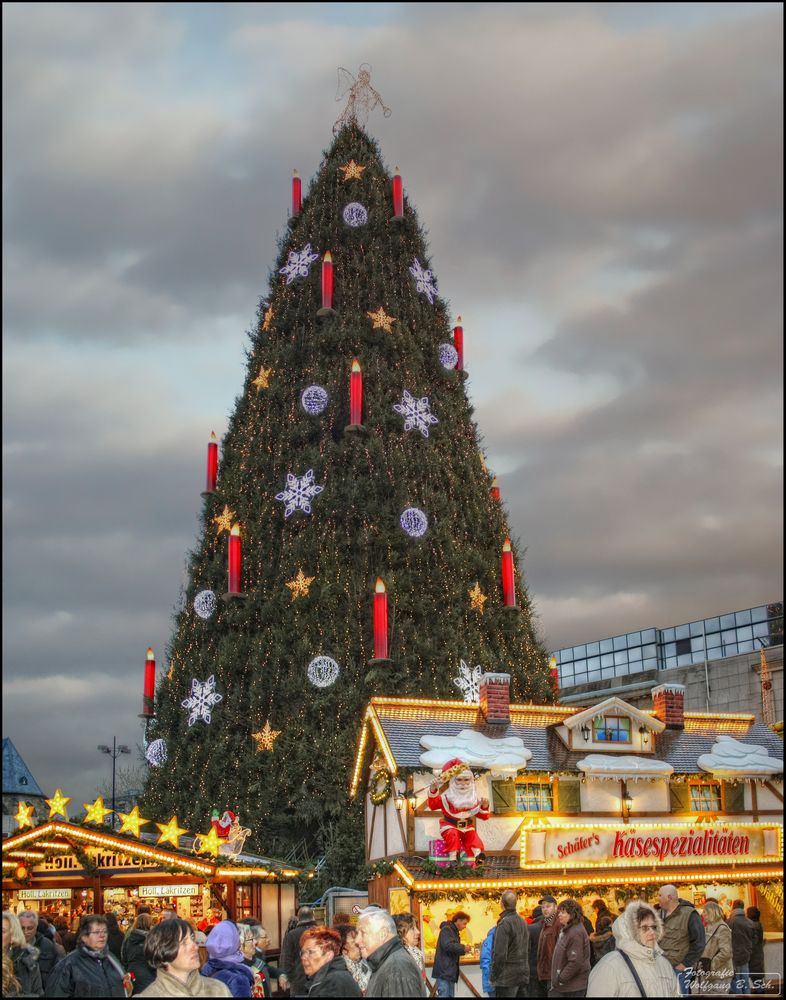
439, 758, 472, 783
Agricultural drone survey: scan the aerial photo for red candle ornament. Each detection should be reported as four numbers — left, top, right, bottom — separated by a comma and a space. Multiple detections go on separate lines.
292, 169, 302, 217
350, 359, 363, 426
392, 167, 404, 219
373, 578, 389, 659
491, 476, 501, 502
453, 316, 464, 371
549, 655, 560, 699
142, 647, 156, 718
321, 251, 334, 310
206, 431, 218, 493
228, 523, 242, 594
501, 537, 516, 607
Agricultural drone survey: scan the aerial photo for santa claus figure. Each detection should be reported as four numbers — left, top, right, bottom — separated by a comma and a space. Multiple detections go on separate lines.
427, 758, 489, 865
211, 808, 236, 838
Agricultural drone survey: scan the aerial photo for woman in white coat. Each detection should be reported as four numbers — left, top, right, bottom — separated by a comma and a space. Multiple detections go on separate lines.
586, 901, 681, 998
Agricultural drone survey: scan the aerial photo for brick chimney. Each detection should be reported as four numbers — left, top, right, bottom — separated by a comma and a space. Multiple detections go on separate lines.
479, 672, 511, 725
652, 683, 686, 729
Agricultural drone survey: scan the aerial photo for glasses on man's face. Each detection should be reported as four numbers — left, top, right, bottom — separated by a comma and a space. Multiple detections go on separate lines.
639, 924, 658, 932
300, 947, 323, 958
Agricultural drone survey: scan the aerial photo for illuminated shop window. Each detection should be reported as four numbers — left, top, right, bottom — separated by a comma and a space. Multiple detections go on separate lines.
593, 716, 631, 742
515, 783, 554, 812
689, 782, 722, 812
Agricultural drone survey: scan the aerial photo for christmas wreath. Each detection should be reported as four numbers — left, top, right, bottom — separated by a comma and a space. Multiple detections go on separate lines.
370, 768, 393, 805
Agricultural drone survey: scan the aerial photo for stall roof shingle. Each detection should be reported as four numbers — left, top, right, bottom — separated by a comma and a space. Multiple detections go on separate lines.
2, 738, 45, 798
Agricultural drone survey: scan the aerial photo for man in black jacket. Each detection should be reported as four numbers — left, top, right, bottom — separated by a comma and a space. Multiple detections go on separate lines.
357, 907, 426, 997
432, 911, 469, 997
527, 906, 544, 998
19, 910, 59, 990
490, 891, 530, 998
278, 906, 317, 996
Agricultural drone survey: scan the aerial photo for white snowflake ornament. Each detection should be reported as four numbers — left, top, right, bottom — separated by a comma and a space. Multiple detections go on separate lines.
453, 660, 483, 703
409, 258, 438, 304
275, 469, 324, 518
181, 675, 223, 727
400, 507, 428, 538
301, 385, 329, 415
393, 389, 439, 438
342, 202, 368, 227
307, 655, 340, 688
145, 739, 168, 767
193, 590, 217, 620
279, 244, 319, 284
438, 343, 459, 369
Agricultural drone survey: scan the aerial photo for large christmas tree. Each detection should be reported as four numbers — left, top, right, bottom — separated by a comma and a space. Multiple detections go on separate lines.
141, 114, 553, 883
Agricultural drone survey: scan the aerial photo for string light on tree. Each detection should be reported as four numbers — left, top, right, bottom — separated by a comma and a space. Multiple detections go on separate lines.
252, 721, 282, 752
181, 676, 223, 726
194, 590, 217, 620
83, 796, 113, 826
14, 802, 35, 830
145, 739, 168, 768
307, 655, 340, 688
118, 805, 150, 838
213, 505, 235, 536
393, 389, 439, 438
438, 343, 459, 370
301, 385, 329, 415
400, 507, 428, 538
367, 307, 396, 334
275, 469, 324, 518
343, 202, 368, 227
279, 243, 319, 284
468, 582, 488, 614
409, 258, 438, 304
156, 815, 188, 848
45, 789, 71, 820
286, 568, 316, 601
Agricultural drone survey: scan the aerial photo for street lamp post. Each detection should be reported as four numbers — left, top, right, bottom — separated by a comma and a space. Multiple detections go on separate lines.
97, 737, 131, 829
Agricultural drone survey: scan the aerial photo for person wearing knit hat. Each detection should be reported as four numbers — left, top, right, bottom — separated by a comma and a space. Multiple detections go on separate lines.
200, 921, 257, 997
427, 758, 490, 865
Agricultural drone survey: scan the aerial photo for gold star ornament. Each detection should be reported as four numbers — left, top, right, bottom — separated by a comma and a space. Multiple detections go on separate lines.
83, 796, 113, 826
252, 366, 273, 390
367, 307, 396, 334
468, 582, 488, 614
252, 721, 282, 752
262, 305, 274, 331
156, 815, 188, 848
14, 802, 35, 830
285, 568, 315, 601
213, 505, 235, 536
339, 159, 366, 181
194, 826, 226, 857
117, 805, 150, 838
45, 789, 71, 820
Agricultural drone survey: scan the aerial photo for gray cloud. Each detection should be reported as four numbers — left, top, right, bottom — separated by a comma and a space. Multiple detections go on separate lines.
2, 3, 782, 803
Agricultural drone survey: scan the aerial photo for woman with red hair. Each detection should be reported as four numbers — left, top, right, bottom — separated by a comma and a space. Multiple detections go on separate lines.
299, 927, 361, 997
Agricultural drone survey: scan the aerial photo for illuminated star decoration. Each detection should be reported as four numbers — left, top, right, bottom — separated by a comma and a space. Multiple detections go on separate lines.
117, 806, 150, 838
46, 789, 71, 820
252, 721, 282, 752
83, 796, 113, 826
262, 305, 274, 331
286, 568, 316, 601
194, 826, 226, 857
252, 366, 273, 390
213, 505, 235, 536
339, 159, 366, 181
14, 802, 35, 830
156, 815, 188, 848
468, 582, 488, 614
367, 307, 396, 334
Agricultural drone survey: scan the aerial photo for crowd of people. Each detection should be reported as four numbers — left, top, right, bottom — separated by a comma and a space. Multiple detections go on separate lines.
0, 887, 771, 997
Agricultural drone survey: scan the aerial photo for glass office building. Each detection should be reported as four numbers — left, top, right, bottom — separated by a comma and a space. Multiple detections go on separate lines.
553, 601, 784, 690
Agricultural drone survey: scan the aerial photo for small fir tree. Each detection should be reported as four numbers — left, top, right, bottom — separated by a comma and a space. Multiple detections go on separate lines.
141, 122, 553, 879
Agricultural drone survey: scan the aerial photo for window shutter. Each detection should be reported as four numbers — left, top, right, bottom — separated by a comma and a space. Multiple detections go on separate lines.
670, 783, 691, 812
722, 781, 745, 813
492, 779, 517, 812
557, 779, 581, 813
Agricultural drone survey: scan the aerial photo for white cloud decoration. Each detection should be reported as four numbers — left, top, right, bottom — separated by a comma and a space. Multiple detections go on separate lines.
577, 754, 674, 780
697, 736, 782, 777
419, 729, 532, 774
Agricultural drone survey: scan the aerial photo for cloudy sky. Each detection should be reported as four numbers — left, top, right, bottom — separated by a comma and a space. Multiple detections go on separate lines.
3, 3, 782, 805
